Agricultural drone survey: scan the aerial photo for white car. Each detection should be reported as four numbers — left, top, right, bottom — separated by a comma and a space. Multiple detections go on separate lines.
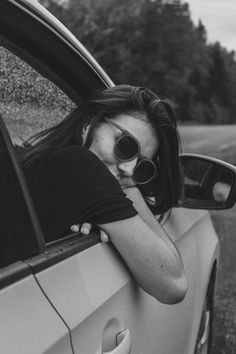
0, 1, 236, 353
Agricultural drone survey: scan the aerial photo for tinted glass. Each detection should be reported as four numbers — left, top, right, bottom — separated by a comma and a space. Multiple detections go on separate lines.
134, 160, 156, 183
0, 45, 76, 144
0, 118, 40, 268
115, 135, 139, 160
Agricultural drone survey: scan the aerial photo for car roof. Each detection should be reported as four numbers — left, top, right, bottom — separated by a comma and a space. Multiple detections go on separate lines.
11, 0, 113, 85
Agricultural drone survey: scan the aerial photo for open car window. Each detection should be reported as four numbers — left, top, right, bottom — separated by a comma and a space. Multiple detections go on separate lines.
0, 43, 83, 245
0, 113, 43, 269
0, 45, 77, 145
0, 0, 104, 280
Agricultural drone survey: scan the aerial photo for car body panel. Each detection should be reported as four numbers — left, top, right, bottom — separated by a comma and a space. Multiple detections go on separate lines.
0, 273, 72, 354
163, 207, 208, 242
35, 210, 219, 354
166, 210, 220, 354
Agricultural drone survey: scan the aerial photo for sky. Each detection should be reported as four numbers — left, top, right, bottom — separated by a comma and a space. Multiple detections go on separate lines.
186, 0, 236, 53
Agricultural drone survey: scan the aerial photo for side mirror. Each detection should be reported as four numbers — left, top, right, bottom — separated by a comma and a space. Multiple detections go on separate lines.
179, 154, 236, 210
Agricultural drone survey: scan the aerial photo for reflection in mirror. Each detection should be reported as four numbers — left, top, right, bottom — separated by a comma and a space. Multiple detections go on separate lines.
212, 182, 231, 204
180, 156, 234, 209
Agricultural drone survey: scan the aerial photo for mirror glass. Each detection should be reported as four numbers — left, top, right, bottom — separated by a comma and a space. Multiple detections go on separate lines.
180, 156, 234, 209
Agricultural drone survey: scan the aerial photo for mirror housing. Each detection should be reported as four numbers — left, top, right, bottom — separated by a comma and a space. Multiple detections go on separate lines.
179, 154, 236, 210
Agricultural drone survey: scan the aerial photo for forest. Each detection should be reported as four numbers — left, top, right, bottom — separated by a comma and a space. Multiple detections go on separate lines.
39, 0, 236, 124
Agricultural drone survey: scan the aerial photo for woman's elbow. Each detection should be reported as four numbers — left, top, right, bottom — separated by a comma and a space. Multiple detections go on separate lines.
166, 275, 188, 304
143, 273, 188, 304
157, 275, 188, 304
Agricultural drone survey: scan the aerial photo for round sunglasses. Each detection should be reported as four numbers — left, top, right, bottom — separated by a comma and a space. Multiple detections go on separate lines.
104, 118, 159, 185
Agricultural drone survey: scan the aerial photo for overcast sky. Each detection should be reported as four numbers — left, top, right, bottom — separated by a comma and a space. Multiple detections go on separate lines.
186, 0, 236, 53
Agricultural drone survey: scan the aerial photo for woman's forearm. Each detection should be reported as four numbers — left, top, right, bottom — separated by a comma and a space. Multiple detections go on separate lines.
123, 187, 184, 265
98, 186, 188, 303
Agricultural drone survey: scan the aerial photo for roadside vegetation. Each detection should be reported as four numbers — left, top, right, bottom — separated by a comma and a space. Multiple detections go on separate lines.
2, 1, 236, 125
39, 0, 236, 125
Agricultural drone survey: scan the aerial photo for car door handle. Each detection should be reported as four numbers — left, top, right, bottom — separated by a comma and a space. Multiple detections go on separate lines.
103, 329, 132, 354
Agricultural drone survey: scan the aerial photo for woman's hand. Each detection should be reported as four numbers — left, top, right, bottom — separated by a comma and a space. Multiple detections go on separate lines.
70, 222, 109, 242
119, 176, 136, 189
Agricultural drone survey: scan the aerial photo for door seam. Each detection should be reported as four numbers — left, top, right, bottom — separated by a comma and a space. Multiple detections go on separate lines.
32, 271, 75, 354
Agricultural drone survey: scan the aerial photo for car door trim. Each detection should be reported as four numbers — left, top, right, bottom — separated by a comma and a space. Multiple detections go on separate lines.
0, 261, 32, 290
0, 233, 100, 289
24, 232, 100, 274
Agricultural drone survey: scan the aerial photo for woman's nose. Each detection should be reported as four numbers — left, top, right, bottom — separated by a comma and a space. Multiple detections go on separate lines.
118, 158, 138, 176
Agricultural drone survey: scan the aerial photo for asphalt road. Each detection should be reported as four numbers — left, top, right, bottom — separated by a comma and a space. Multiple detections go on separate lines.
179, 125, 236, 354
211, 207, 236, 354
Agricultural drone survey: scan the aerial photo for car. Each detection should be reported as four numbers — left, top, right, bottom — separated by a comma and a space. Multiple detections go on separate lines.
1, 1, 236, 353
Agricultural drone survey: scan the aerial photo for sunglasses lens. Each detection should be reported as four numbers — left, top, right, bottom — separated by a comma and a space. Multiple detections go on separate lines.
133, 160, 157, 184
115, 136, 139, 160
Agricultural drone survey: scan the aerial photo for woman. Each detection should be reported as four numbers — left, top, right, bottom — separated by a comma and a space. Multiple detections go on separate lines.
18, 85, 187, 304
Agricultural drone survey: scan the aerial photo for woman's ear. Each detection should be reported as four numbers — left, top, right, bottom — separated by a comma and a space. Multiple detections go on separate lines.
82, 123, 91, 145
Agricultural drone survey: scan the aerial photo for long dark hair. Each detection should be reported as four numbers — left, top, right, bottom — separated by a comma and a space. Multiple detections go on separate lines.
17, 85, 182, 214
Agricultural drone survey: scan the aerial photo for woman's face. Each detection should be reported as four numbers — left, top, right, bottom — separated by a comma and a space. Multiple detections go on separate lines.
85, 113, 159, 187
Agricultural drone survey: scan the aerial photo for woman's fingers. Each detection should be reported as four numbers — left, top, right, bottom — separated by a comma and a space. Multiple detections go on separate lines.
70, 224, 80, 233
70, 222, 92, 234
80, 222, 92, 234
70, 223, 109, 242
100, 229, 109, 243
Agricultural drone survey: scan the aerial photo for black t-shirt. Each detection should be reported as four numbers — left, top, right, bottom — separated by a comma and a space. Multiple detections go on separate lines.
26, 146, 138, 242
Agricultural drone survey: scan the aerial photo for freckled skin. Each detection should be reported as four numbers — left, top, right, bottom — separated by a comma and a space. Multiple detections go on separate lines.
87, 114, 158, 186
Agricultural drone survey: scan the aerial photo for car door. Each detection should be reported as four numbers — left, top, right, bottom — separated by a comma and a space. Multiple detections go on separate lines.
0, 1, 220, 353
0, 115, 73, 354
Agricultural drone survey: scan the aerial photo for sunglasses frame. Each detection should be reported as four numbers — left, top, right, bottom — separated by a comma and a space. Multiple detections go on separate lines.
104, 118, 158, 185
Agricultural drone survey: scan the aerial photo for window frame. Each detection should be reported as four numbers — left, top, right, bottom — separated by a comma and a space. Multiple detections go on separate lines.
0, 112, 100, 285
0, 115, 43, 284
0, 0, 112, 102
0, 0, 108, 284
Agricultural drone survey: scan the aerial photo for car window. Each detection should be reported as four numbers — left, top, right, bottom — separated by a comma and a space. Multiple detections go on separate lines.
0, 45, 76, 145
0, 43, 83, 245
0, 115, 43, 268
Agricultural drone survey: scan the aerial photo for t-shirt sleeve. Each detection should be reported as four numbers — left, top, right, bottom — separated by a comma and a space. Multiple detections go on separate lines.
28, 146, 137, 235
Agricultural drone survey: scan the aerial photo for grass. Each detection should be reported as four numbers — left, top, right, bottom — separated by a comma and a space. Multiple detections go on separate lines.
179, 124, 236, 354
179, 125, 236, 165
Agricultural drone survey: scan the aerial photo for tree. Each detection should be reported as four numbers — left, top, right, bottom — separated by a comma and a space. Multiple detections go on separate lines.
38, 0, 236, 124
